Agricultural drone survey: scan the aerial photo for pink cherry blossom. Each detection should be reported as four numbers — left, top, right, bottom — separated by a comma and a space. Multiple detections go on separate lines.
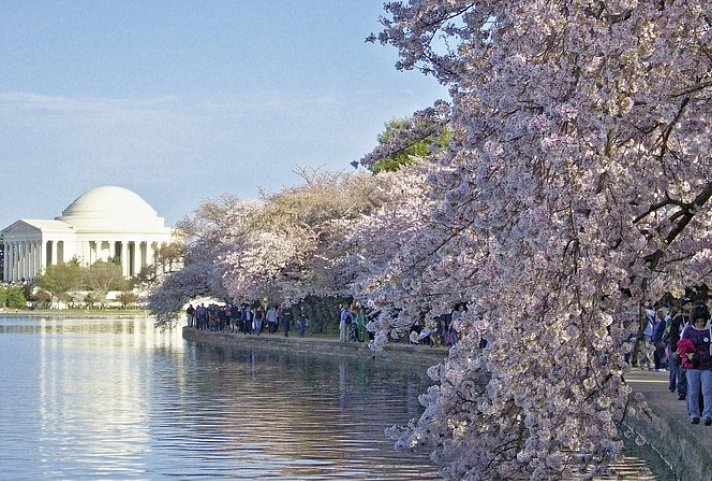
356, 1, 711, 479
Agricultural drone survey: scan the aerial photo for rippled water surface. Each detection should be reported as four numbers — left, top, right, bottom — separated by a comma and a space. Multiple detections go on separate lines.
0, 316, 666, 481
0, 316, 439, 481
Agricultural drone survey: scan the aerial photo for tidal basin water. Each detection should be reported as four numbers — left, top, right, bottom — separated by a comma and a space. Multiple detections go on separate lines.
0, 315, 439, 481
0, 316, 667, 481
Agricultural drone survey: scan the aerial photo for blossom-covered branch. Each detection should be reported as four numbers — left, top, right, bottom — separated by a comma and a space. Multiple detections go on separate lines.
357, 1, 712, 480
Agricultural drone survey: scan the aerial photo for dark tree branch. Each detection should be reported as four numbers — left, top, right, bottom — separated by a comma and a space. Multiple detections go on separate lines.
644, 180, 712, 267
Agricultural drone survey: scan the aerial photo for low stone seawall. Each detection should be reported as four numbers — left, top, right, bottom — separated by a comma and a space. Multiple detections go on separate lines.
627, 409, 710, 481
625, 370, 712, 481
182, 327, 448, 371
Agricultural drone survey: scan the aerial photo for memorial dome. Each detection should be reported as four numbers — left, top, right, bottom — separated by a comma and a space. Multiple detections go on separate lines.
57, 185, 166, 230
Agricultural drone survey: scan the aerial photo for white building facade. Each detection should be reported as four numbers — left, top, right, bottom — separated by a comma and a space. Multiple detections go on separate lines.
2, 186, 174, 282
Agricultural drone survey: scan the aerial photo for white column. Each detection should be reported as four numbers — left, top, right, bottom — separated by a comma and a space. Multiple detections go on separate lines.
12, 242, 19, 281
35, 241, 41, 274
6, 242, 11, 281
27, 241, 33, 278
14, 242, 21, 280
51, 241, 58, 267
28, 242, 33, 277
36, 240, 41, 275
139, 241, 146, 270
12, 242, 16, 280
9, 242, 16, 281
133, 241, 141, 277
28, 242, 35, 279
14, 242, 20, 281
32, 241, 39, 278
79, 239, 89, 267
17, 242, 23, 280
24, 242, 31, 279
41, 240, 47, 274
120, 241, 128, 277
3, 242, 9, 281
147, 242, 156, 271
18, 242, 25, 280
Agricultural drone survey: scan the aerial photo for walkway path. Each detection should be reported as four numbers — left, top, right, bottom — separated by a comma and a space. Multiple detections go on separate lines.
626, 369, 712, 481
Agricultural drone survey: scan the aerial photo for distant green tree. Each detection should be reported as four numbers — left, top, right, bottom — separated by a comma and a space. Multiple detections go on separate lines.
82, 260, 127, 308
156, 242, 184, 273
117, 291, 138, 309
32, 289, 52, 309
83, 293, 97, 309
133, 265, 154, 285
35, 259, 82, 304
21, 283, 34, 301
371, 118, 450, 174
0, 285, 27, 309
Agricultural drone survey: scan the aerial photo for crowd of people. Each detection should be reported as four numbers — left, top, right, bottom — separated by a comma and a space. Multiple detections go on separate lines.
336, 302, 467, 347
184, 299, 453, 347
185, 301, 309, 338
645, 296, 712, 425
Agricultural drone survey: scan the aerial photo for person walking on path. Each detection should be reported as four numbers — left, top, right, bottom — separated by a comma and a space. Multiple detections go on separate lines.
339, 304, 353, 342
651, 307, 668, 371
282, 305, 292, 337
253, 306, 265, 335
354, 306, 367, 342
297, 309, 309, 337
678, 303, 712, 425
241, 305, 253, 334
668, 301, 690, 399
266, 304, 279, 334
186, 303, 195, 327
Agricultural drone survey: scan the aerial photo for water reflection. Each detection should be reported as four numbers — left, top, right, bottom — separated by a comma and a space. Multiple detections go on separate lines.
35, 317, 183, 481
0, 317, 666, 481
0, 317, 438, 480
178, 342, 439, 480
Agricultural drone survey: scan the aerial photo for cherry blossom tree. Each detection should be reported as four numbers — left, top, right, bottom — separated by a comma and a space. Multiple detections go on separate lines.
148, 169, 410, 324
148, 194, 245, 324
356, 1, 712, 480
219, 168, 400, 302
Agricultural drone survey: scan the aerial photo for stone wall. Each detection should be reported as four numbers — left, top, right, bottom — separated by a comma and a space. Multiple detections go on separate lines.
182, 327, 447, 372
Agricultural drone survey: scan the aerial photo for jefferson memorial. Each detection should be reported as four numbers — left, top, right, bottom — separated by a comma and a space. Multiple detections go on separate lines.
1, 186, 174, 282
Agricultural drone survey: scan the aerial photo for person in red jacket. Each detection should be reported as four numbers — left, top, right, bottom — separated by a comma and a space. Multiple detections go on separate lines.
679, 304, 712, 425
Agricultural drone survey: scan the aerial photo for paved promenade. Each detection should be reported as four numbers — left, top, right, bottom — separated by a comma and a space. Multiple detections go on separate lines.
626, 369, 712, 481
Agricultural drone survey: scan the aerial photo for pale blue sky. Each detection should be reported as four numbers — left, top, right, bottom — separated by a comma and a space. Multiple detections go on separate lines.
0, 1, 446, 229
